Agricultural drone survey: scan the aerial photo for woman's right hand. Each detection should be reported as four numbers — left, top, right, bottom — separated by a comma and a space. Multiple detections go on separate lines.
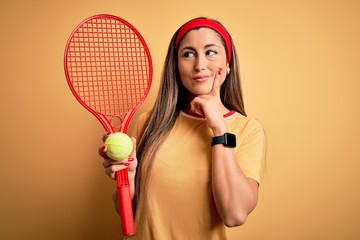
98, 134, 138, 181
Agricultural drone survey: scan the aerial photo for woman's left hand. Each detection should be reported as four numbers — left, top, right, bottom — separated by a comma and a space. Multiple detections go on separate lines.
190, 70, 228, 135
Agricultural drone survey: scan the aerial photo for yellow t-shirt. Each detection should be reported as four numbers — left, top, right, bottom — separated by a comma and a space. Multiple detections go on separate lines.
130, 110, 266, 240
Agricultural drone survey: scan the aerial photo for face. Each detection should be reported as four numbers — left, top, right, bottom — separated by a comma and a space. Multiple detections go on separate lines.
177, 28, 228, 98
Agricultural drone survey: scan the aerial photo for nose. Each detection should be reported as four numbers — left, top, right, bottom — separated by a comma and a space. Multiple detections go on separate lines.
194, 54, 206, 72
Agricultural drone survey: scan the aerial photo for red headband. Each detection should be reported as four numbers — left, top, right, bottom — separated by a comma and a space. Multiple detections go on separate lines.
175, 18, 232, 63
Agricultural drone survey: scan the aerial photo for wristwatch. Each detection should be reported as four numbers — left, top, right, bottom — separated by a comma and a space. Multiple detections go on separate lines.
211, 133, 236, 148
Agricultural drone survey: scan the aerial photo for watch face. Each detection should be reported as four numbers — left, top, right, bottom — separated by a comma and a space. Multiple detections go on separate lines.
225, 133, 236, 147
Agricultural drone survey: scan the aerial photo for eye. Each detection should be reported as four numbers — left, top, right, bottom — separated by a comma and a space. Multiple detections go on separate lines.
206, 49, 217, 56
182, 51, 195, 58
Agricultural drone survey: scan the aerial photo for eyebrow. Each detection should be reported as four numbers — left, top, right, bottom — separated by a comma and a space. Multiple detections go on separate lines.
179, 43, 220, 52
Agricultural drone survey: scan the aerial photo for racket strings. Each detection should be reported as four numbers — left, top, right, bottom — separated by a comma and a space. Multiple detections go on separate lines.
66, 17, 150, 119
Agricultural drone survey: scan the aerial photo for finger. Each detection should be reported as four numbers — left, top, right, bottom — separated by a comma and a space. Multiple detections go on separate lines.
129, 137, 137, 158
104, 163, 130, 179
102, 133, 109, 143
190, 98, 205, 118
98, 144, 109, 159
102, 158, 117, 168
103, 157, 131, 169
210, 69, 222, 97
126, 156, 137, 173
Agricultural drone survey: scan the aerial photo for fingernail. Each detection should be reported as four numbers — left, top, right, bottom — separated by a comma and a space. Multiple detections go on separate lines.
218, 70, 221, 75
128, 157, 134, 162
125, 163, 130, 166
101, 145, 107, 152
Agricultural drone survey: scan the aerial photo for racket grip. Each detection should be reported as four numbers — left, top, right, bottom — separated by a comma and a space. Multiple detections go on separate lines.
116, 169, 135, 235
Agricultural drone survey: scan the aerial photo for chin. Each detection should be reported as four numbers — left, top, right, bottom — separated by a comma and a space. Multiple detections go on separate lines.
189, 90, 209, 96
189, 86, 212, 96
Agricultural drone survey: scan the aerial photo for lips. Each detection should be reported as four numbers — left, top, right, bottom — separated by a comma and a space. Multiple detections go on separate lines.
192, 74, 210, 82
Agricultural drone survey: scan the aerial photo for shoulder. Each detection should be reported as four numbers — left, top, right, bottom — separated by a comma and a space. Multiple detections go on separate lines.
228, 112, 264, 132
227, 113, 266, 145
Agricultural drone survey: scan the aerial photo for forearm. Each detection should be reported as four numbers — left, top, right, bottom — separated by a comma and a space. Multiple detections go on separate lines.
211, 145, 258, 227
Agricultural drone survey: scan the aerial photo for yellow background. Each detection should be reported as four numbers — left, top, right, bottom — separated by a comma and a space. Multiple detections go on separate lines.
1, 0, 359, 239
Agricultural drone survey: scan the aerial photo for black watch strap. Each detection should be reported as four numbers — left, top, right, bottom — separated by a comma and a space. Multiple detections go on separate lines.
211, 133, 236, 148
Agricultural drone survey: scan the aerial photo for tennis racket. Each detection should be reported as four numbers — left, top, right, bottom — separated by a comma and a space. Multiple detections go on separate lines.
64, 14, 153, 236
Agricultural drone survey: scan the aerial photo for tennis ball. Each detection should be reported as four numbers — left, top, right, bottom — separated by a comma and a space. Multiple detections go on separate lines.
105, 133, 133, 161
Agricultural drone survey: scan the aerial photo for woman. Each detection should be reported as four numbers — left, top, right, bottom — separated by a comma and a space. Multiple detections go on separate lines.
100, 17, 266, 240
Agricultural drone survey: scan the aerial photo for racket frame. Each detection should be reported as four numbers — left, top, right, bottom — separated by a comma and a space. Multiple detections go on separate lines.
64, 14, 153, 236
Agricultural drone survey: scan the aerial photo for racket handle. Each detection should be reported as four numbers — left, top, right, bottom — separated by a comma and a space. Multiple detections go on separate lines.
116, 169, 135, 235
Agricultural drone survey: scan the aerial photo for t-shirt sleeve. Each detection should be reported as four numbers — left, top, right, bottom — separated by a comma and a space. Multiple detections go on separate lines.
236, 119, 267, 184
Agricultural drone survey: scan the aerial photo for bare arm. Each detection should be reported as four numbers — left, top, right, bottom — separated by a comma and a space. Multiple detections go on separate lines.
211, 133, 259, 227
190, 70, 260, 226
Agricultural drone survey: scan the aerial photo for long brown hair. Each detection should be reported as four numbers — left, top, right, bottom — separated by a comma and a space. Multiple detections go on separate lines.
133, 17, 246, 226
